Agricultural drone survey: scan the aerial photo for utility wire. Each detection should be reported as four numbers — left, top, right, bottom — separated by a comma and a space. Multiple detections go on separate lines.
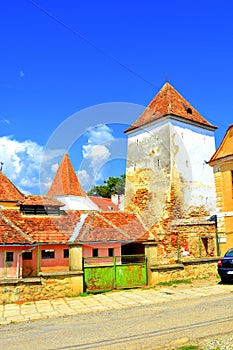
26, 0, 158, 89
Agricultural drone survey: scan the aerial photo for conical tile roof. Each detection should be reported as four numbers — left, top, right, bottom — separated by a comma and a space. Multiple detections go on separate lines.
0, 171, 24, 202
125, 82, 217, 133
47, 154, 85, 197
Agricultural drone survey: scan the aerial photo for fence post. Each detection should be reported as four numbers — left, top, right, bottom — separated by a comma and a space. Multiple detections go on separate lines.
143, 240, 158, 286
69, 243, 83, 271
113, 256, 116, 289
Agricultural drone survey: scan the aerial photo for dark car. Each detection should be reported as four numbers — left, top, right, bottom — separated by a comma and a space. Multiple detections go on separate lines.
218, 248, 233, 283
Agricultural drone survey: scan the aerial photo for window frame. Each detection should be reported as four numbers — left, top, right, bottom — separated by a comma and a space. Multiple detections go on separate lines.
64, 249, 69, 259
22, 251, 33, 260
92, 248, 98, 257
6, 252, 14, 262
41, 249, 55, 259
108, 248, 114, 257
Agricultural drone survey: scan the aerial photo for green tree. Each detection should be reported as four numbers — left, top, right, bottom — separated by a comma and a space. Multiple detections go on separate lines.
87, 174, 125, 198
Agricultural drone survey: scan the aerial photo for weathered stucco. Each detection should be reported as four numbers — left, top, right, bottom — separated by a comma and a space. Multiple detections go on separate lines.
125, 118, 217, 263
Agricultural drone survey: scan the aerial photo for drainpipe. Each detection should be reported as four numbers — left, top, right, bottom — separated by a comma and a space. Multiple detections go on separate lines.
214, 215, 220, 256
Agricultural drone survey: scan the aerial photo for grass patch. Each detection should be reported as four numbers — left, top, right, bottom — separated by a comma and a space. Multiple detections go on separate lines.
157, 279, 192, 287
178, 346, 199, 350
66, 289, 112, 298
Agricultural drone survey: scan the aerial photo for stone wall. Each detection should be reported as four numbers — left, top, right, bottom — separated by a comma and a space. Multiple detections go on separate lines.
149, 258, 219, 285
0, 271, 83, 304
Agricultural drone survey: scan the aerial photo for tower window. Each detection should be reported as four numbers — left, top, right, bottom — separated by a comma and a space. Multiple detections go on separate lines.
187, 107, 192, 114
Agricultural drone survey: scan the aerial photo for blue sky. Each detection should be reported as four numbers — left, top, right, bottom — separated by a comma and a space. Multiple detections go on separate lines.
0, 0, 232, 194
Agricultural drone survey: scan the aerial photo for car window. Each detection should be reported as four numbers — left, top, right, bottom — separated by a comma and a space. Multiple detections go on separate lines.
225, 249, 233, 257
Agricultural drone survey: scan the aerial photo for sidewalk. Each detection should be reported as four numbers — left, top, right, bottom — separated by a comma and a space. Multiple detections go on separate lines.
0, 278, 232, 326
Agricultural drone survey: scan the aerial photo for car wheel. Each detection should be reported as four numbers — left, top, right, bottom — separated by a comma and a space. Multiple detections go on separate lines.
221, 277, 228, 284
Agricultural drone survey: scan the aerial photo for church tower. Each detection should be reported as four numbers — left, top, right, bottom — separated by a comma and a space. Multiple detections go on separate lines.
47, 154, 98, 210
124, 83, 217, 261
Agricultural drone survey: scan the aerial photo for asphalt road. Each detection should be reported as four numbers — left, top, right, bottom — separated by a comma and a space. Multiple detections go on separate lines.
1, 290, 233, 350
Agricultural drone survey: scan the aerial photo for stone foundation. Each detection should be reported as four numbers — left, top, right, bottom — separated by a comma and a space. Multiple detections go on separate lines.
0, 270, 83, 304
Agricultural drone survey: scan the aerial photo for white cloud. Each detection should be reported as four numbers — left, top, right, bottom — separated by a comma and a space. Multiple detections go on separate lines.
0, 136, 43, 193
82, 124, 114, 158
86, 145, 110, 169
79, 124, 115, 189
0, 136, 66, 194
77, 169, 92, 188
51, 163, 59, 173
20, 70, 25, 78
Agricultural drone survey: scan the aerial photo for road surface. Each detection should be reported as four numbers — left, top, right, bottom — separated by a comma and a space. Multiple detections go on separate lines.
1, 292, 233, 349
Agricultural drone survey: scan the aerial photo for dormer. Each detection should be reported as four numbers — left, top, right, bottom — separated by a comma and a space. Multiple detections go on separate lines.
17, 195, 64, 216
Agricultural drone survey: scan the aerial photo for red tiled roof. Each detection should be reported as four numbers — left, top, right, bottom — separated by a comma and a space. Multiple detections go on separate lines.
47, 154, 85, 197
0, 210, 151, 246
2, 210, 81, 244
208, 124, 233, 165
0, 171, 24, 202
0, 213, 33, 244
125, 82, 217, 133
17, 195, 65, 207
75, 211, 150, 243
89, 196, 120, 211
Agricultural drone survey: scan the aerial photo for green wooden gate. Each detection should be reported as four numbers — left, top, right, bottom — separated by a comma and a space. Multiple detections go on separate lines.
83, 255, 147, 292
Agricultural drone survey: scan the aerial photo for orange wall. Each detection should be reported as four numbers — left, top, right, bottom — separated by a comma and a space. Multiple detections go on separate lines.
213, 162, 233, 254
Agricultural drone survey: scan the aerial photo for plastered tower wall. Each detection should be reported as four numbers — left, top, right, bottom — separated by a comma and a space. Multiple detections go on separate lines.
124, 120, 171, 229
170, 119, 216, 216
124, 118, 217, 263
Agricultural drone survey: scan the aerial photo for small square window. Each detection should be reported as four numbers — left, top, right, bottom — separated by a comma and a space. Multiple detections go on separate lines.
6, 252, 14, 262
92, 248, 98, 257
23, 251, 32, 260
108, 248, 114, 257
64, 249, 69, 259
41, 249, 55, 259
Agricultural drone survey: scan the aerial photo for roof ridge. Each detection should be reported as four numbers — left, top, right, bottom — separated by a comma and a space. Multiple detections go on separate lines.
68, 213, 88, 243
78, 211, 95, 241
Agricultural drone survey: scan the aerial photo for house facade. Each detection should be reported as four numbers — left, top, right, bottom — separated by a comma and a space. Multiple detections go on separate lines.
124, 82, 218, 263
209, 125, 233, 254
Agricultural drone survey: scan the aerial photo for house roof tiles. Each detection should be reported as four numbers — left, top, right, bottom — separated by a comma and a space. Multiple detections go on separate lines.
0, 171, 24, 202
75, 211, 150, 243
125, 82, 217, 133
17, 195, 65, 207
0, 209, 150, 245
89, 196, 120, 211
2, 210, 81, 244
0, 213, 33, 244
